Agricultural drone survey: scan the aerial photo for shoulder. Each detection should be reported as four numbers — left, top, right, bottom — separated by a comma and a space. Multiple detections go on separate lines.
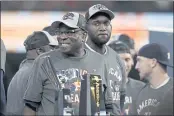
106, 46, 118, 56
106, 46, 123, 62
15, 63, 32, 77
85, 48, 100, 57
35, 50, 63, 64
19, 59, 34, 68
9, 64, 31, 87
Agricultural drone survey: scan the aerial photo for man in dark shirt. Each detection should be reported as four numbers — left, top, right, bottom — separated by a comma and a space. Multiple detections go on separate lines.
85, 4, 126, 115
6, 31, 58, 115
108, 33, 141, 81
23, 12, 114, 116
130, 43, 173, 115
108, 40, 145, 115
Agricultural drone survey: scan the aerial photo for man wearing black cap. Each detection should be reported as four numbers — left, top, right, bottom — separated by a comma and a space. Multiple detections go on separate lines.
85, 4, 126, 115
130, 43, 173, 115
108, 41, 145, 115
23, 12, 113, 116
0, 39, 6, 116
6, 31, 58, 115
108, 34, 142, 82
42, 25, 59, 46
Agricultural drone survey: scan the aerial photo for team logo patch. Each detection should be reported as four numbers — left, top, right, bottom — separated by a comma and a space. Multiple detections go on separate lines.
63, 12, 75, 20
70, 80, 81, 92
92, 4, 108, 10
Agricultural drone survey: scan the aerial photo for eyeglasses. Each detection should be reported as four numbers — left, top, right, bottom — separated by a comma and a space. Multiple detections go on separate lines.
57, 29, 82, 36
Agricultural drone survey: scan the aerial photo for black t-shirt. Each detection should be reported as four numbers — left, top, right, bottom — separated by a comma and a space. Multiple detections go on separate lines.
6, 59, 34, 115
132, 77, 173, 115
123, 78, 145, 115
155, 86, 173, 115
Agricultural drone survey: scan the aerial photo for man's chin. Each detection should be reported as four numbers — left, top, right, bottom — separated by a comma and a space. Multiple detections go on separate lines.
139, 73, 145, 80
140, 75, 149, 81
96, 39, 109, 45
99, 36, 109, 42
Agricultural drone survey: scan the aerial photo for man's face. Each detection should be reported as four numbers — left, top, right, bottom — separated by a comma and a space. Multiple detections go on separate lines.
57, 24, 84, 54
135, 56, 152, 80
119, 53, 134, 77
86, 15, 112, 45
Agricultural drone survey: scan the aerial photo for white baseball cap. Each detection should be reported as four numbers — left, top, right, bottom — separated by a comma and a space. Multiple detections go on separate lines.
51, 12, 86, 30
85, 4, 115, 20
41, 31, 58, 46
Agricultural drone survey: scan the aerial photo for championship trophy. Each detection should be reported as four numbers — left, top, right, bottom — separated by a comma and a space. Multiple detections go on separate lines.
90, 74, 104, 116
80, 74, 106, 115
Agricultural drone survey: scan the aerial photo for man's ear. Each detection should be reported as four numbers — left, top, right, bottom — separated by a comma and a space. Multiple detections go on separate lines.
85, 23, 89, 31
81, 31, 87, 42
151, 58, 157, 68
36, 48, 44, 55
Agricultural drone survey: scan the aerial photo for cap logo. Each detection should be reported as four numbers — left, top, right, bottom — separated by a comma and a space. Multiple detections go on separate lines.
167, 52, 170, 60
92, 4, 108, 10
63, 12, 74, 20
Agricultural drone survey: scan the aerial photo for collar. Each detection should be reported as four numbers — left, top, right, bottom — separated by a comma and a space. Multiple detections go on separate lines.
150, 77, 170, 89
85, 43, 107, 55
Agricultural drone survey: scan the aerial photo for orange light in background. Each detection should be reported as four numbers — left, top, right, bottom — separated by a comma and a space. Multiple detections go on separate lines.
1, 11, 50, 52
111, 12, 149, 50
1, 11, 149, 52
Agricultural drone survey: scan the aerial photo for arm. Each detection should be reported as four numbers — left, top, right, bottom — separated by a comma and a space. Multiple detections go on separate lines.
23, 56, 46, 115
128, 99, 138, 115
103, 64, 120, 116
116, 54, 127, 111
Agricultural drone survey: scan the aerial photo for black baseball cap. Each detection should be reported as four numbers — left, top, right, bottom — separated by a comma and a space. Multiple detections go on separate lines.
51, 12, 86, 31
43, 26, 57, 36
117, 34, 135, 49
108, 40, 131, 54
85, 4, 115, 20
24, 31, 58, 50
137, 43, 173, 67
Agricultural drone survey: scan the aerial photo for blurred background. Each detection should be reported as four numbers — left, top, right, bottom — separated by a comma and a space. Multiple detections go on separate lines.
1, 1, 173, 92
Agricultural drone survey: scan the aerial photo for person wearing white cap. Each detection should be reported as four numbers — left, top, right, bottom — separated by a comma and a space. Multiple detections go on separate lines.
6, 31, 58, 115
22, 12, 114, 116
85, 4, 127, 115
42, 25, 59, 48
